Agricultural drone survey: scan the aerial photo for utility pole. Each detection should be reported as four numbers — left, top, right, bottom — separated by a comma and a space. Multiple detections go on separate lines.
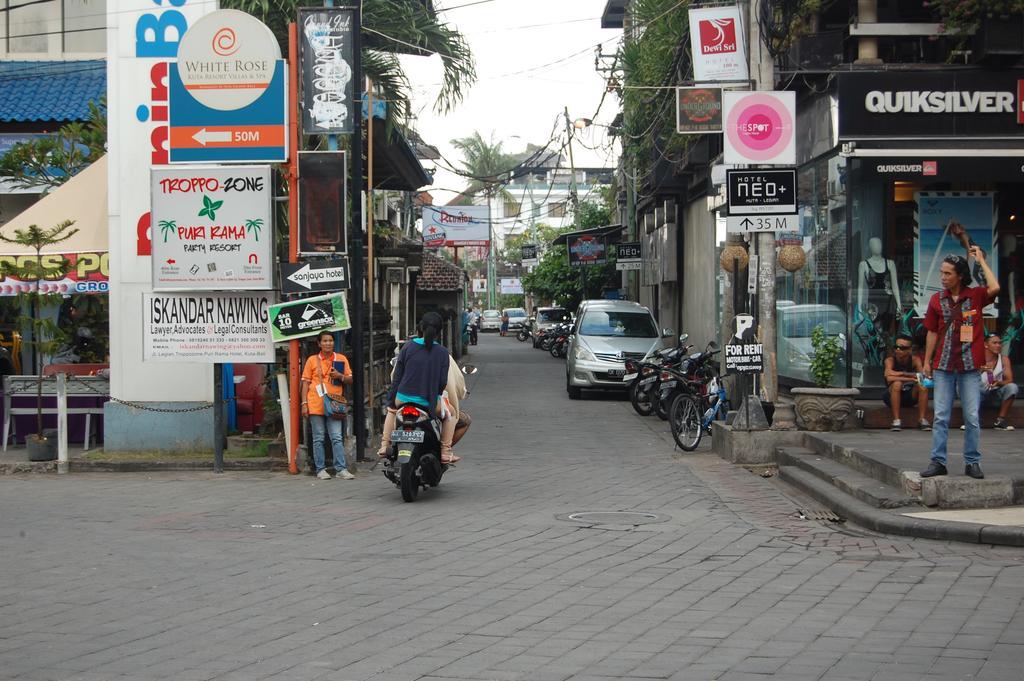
486, 189, 495, 309
562, 107, 580, 215
748, 0, 778, 404
349, 0, 368, 461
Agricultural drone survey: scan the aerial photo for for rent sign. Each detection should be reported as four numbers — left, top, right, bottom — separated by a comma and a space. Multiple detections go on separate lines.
151, 166, 273, 290
143, 292, 275, 362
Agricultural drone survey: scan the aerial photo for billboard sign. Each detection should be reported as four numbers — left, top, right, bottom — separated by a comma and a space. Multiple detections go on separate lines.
299, 151, 347, 255
151, 165, 274, 291
615, 241, 642, 271
143, 291, 275, 362
723, 91, 796, 165
688, 6, 748, 83
568, 234, 606, 267
677, 87, 723, 133
0, 252, 109, 295
521, 243, 538, 265
268, 293, 351, 343
725, 314, 763, 374
299, 8, 356, 135
279, 258, 349, 295
422, 206, 490, 246
500, 278, 523, 295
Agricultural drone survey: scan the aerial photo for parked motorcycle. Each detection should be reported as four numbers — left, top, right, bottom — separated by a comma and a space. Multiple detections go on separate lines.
382, 366, 477, 502
655, 339, 716, 421
548, 322, 573, 358
624, 334, 690, 418
517, 325, 532, 342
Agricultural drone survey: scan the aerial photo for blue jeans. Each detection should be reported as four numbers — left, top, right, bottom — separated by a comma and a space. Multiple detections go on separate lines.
930, 370, 982, 466
309, 415, 347, 473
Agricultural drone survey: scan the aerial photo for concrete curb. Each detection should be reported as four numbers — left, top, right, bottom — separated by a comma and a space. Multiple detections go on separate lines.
1, 458, 289, 474
779, 466, 1024, 547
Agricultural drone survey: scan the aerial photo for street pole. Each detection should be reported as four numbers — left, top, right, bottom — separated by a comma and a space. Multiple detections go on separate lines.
748, 0, 778, 404
349, 0, 368, 461
213, 364, 224, 473
286, 22, 301, 475
562, 107, 580, 215
366, 78, 376, 460
487, 192, 494, 309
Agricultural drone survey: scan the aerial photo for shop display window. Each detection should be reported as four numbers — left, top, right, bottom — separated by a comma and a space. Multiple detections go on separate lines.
775, 154, 848, 386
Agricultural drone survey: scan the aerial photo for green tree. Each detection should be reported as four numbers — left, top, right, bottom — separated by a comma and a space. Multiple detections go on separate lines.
221, 0, 475, 126
0, 98, 106, 192
449, 131, 518, 201
0, 221, 78, 444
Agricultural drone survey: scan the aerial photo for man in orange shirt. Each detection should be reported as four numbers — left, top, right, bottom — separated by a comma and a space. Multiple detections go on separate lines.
300, 331, 355, 480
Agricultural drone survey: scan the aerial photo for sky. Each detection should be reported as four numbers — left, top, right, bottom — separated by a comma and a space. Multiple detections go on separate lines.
398, 0, 623, 204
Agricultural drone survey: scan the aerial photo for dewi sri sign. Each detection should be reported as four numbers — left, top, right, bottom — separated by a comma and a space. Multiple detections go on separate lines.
838, 71, 1024, 139
151, 166, 274, 290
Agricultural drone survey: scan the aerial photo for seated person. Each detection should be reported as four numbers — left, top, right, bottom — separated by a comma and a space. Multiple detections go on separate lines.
981, 332, 1017, 431
884, 334, 930, 431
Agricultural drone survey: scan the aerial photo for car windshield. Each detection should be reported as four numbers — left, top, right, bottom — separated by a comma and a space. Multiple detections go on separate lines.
505, 309, 527, 317
781, 310, 846, 338
580, 311, 658, 338
538, 308, 568, 322
482, 311, 500, 318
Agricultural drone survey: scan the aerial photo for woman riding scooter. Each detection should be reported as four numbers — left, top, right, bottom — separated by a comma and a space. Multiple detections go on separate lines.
378, 312, 460, 464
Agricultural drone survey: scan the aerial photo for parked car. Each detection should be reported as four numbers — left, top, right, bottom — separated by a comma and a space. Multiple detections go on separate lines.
776, 303, 848, 385
566, 300, 672, 399
503, 307, 529, 330
529, 306, 570, 347
480, 309, 501, 332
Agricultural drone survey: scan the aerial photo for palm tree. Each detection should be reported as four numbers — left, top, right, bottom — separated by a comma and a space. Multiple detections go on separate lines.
221, 0, 475, 127
158, 220, 176, 243
449, 131, 521, 202
245, 218, 264, 242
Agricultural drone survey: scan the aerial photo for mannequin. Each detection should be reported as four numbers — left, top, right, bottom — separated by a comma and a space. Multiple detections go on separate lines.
857, 236, 901, 330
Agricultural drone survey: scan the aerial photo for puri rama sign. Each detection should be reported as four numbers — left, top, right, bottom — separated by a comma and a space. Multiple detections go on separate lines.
151, 166, 274, 291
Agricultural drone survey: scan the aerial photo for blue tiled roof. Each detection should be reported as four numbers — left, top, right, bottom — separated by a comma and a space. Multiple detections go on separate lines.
0, 60, 105, 123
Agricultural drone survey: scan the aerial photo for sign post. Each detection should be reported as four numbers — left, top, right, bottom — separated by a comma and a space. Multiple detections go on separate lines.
725, 169, 797, 233
615, 241, 642, 271
279, 258, 350, 295
269, 293, 352, 343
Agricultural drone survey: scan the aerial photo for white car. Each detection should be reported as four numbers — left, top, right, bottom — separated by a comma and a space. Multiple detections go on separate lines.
566, 300, 672, 399
480, 309, 501, 332
503, 307, 529, 330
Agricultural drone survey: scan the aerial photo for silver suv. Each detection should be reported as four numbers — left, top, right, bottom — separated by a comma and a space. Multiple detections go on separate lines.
566, 300, 672, 399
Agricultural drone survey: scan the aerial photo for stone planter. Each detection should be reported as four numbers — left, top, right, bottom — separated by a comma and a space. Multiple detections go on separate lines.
26, 433, 57, 462
791, 387, 860, 432
226, 434, 286, 458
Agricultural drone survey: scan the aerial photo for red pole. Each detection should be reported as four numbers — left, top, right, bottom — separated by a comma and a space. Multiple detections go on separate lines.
287, 23, 301, 475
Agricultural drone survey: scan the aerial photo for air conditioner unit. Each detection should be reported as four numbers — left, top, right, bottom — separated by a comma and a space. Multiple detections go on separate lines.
385, 267, 405, 284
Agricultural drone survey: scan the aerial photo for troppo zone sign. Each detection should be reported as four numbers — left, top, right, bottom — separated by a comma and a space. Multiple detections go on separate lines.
151, 166, 274, 291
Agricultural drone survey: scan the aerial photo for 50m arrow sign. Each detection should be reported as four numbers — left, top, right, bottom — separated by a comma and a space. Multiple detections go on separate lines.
280, 258, 350, 295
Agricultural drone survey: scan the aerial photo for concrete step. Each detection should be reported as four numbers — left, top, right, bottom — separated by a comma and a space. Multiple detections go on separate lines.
776, 446, 918, 509
776, 465, 1024, 546
786, 436, 1019, 510
856, 400, 1024, 430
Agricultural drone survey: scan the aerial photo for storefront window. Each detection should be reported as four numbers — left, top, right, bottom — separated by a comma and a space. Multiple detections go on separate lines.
776, 154, 848, 386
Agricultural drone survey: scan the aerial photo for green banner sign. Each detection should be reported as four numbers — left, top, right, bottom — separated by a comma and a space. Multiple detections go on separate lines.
268, 293, 351, 343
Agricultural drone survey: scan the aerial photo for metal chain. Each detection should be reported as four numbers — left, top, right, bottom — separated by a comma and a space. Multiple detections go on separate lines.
67, 375, 214, 413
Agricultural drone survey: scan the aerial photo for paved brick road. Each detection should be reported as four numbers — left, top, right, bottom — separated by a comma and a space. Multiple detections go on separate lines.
1, 335, 1022, 681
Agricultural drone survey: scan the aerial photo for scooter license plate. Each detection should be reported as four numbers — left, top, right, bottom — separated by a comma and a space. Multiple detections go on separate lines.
623, 373, 638, 382
391, 430, 425, 443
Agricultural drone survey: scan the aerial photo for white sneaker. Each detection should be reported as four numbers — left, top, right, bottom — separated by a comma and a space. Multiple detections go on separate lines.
316, 470, 332, 480
960, 425, 966, 431
890, 419, 902, 431
335, 469, 355, 480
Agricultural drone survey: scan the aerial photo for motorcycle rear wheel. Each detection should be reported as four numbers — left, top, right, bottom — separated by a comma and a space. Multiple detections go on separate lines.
517, 329, 529, 342
550, 342, 563, 358
399, 461, 420, 502
540, 338, 553, 351
629, 381, 655, 416
670, 393, 703, 451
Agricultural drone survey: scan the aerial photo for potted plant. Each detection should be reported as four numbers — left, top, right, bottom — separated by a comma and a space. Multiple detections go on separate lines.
0, 220, 78, 460
791, 324, 860, 432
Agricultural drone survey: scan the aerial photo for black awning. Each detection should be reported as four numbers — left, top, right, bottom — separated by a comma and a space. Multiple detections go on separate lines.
371, 118, 433, 191
551, 223, 624, 246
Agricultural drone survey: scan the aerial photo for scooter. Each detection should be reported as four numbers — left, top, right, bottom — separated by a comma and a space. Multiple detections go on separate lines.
382, 365, 477, 502
624, 334, 689, 417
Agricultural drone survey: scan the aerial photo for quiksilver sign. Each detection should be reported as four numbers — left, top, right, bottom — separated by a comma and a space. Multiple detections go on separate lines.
864, 90, 1014, 114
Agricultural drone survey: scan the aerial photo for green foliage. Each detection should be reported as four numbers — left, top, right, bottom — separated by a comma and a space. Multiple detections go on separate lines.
0, 221, 79, 437
809, 324, 841, 388
221, 0, 475, 129
616, 0, 690, 187
929, 0, 1024, 35
520, 201, 617, 311
449, 131, 518, 200
0, 98, 106, 192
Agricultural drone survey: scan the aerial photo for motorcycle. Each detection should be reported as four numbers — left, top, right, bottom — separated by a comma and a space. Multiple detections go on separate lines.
624, 334, 690, 418
469, 321, 479, 346
655, 339, 717, 421
382, 365, 477, 502
517, 326, 532, 342
548, 322, 573, 358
